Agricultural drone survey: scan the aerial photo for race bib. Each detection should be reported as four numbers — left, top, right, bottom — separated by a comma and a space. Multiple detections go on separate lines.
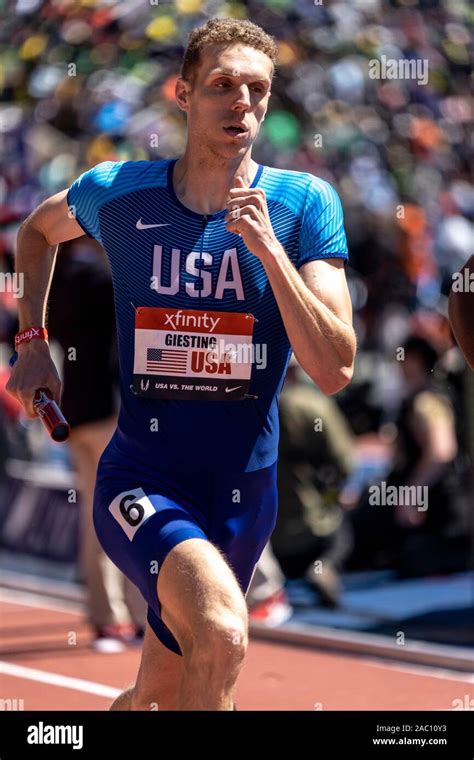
132, 306, 256, 400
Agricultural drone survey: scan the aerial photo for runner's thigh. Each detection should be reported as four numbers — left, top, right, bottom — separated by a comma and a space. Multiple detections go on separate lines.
157, 538, 248, 657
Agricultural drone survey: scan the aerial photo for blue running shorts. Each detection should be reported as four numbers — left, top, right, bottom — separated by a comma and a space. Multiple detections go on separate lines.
93, 458, 278, 655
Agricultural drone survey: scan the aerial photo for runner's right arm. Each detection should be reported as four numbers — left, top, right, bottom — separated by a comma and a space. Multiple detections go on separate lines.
6, 189, 86, 417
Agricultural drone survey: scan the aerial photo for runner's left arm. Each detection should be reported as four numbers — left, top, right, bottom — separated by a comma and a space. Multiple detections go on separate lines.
225, 176, 356, 395
261, 253, 356, 394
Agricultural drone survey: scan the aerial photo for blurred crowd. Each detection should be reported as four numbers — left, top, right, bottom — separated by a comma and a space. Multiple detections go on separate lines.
0, 0, 473, 632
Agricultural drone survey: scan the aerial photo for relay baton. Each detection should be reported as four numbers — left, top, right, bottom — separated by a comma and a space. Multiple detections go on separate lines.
9, 352, 71, 442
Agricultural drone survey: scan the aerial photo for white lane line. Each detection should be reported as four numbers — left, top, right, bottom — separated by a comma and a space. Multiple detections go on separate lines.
2, 588, 472, 687
0, 661, 121, 699
363, 656, 474, 683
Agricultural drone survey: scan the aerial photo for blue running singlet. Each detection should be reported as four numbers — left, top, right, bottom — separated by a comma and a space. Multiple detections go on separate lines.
67, 157, 349, 653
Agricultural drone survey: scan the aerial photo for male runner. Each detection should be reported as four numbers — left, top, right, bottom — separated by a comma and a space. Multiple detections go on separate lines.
7, 18, 356, 710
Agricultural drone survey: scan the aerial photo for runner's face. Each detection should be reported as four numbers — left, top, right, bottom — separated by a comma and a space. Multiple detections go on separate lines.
179, 44, 273, 157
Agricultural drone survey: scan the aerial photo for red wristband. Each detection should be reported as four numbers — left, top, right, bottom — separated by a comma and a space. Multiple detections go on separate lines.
14, 327, 49, 348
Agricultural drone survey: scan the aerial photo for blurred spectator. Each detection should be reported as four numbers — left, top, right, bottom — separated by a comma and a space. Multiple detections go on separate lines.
0, 255, 33, 481
47, 237, 146, 651
271, 358, 355, 607
346, 335, 471, 577
247, 542, 293, 627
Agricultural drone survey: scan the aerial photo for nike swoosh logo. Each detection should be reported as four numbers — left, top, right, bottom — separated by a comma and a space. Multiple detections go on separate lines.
225, 386, 242, 393
136, 218, 170, 230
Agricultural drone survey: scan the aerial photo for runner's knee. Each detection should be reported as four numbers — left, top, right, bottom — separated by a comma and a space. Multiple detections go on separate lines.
185, 606, 248, 667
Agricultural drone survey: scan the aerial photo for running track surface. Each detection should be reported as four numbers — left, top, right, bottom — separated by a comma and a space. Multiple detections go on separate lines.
1, 591, 473, 711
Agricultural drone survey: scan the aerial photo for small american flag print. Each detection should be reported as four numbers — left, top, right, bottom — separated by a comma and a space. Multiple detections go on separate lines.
146, 348, 187, 374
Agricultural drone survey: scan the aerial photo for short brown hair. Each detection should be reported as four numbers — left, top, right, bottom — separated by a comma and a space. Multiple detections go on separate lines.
181, 18, 278, 85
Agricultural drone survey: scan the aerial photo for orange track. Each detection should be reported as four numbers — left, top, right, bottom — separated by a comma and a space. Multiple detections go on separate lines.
1, 597, 472, 711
